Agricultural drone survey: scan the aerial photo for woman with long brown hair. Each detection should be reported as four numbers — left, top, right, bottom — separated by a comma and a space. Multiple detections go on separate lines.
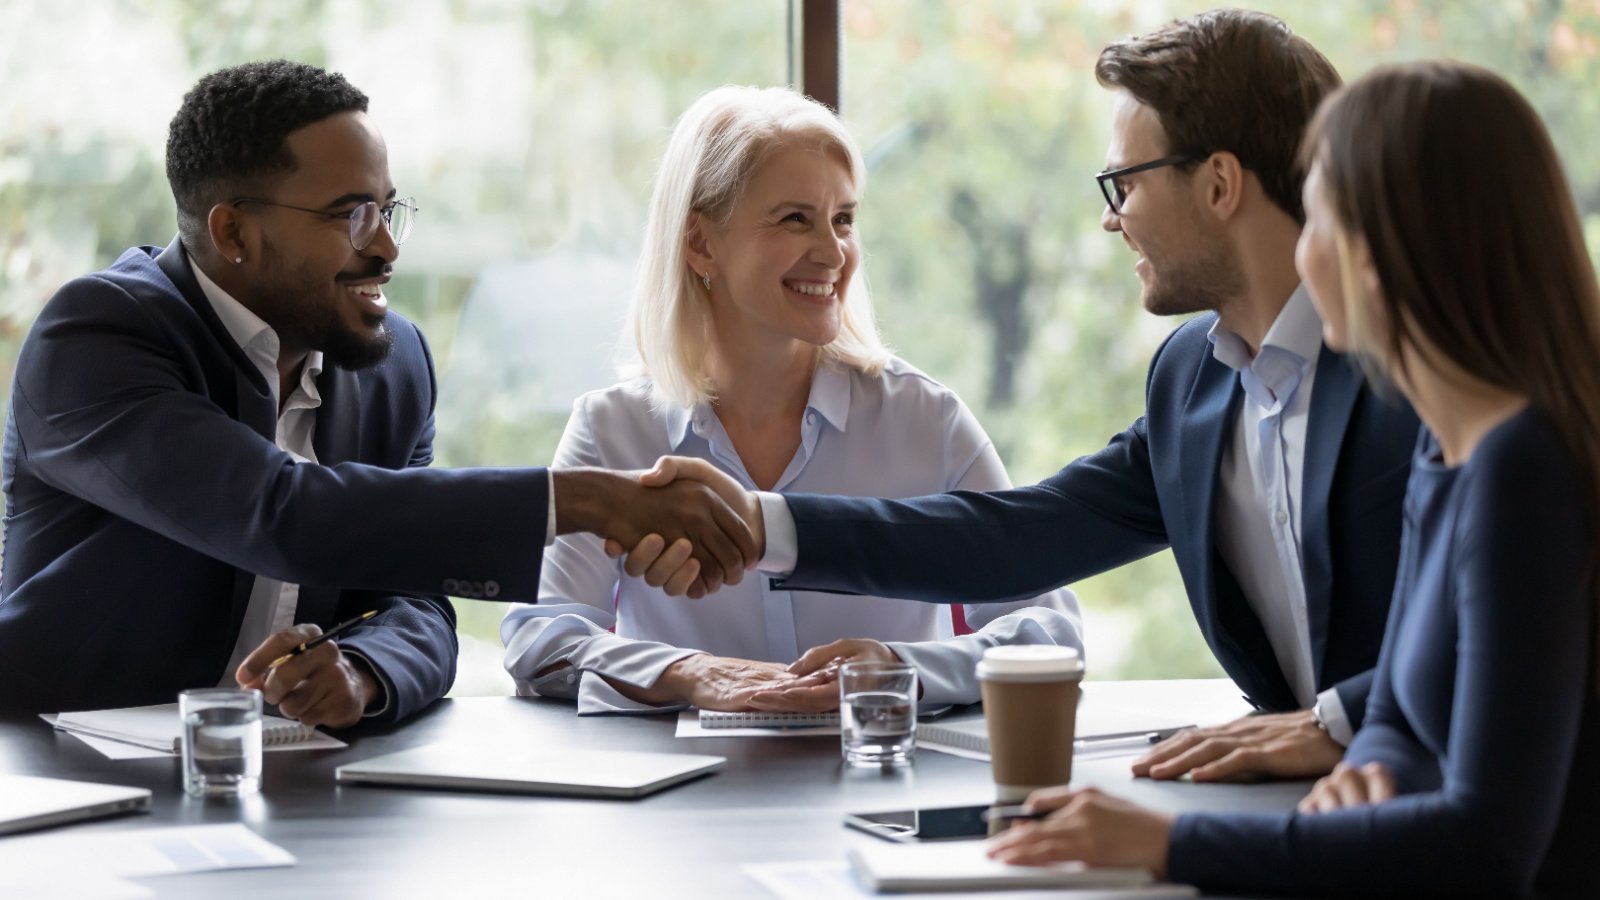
986, 60, 1600, 898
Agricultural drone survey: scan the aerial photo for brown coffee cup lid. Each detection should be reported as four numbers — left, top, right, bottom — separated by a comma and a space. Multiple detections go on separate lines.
975, 645, 1084, 681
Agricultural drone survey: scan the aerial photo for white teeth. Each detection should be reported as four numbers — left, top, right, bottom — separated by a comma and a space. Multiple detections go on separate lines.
786, 280, 834, 297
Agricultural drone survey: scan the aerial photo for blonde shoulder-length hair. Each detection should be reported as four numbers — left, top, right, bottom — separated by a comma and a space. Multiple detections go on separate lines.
626, 84, 890, 409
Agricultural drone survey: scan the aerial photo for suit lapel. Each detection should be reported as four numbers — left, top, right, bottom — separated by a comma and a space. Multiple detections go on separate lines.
312, 366, 362, 465
1300, 346, 1363, 686
155, 238, 274, 637
1177, 354, 1242, 642
1181, 349, 1300, 711
155, 238, 273, 435
294, 365, 363, 627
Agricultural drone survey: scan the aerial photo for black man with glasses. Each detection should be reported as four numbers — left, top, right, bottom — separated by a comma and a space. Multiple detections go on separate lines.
639, 10, 1419, 787
0, 61, 757, 728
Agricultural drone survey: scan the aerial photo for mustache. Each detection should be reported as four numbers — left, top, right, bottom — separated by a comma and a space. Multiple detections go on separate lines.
337, 261, 393, 282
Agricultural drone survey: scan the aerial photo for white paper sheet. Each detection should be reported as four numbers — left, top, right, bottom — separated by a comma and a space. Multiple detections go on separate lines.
744, 860, 1200, 899
0, 824, 294, 894
42, 714, 348, 759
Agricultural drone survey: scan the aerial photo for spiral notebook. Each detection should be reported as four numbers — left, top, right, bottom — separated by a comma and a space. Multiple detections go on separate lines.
699, 710, 841, 729
49, 703, 346, 754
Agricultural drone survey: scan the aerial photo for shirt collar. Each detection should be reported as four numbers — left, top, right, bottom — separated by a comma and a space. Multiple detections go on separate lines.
189, 251, 324, 405
1206, 283, 1322, 374
661, 361, 853, 451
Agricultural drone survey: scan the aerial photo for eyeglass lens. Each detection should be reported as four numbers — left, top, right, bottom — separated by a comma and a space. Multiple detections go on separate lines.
350, 199, 415, 250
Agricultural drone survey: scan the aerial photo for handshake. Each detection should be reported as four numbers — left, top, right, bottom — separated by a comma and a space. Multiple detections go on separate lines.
552, 456, 767, 599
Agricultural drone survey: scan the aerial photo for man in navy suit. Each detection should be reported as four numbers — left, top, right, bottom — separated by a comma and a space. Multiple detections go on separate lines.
0, 61, 754, 728
629, 10, 1419, 782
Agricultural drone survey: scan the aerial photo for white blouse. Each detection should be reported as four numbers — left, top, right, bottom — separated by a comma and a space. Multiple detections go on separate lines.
501, 357, 1083, 712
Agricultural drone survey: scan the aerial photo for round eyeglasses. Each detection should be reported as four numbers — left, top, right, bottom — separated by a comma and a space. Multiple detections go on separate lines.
231, 196, 418, 250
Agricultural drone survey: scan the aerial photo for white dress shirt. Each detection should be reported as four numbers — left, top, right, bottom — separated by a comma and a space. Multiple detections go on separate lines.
501, 358, 1083, 713
1206, 286, 1352, 742
760, 287, 1354, 743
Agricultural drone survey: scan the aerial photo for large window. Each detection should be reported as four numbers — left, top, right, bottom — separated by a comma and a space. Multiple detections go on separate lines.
844, 0, 1600, 680
4, 1, 1597, 694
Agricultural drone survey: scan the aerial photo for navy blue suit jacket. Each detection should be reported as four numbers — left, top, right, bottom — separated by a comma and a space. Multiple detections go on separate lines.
777, 314, 1419, 722
1, 239, 550, 722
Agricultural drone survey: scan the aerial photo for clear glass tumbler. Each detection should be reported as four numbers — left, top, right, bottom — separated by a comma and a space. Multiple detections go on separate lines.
178, 688, 263, 797
839, 661, 918, 766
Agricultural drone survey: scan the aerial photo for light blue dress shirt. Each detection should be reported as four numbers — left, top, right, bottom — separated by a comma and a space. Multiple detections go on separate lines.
501, 357, 1083, 713
1208, 286, 1351, 741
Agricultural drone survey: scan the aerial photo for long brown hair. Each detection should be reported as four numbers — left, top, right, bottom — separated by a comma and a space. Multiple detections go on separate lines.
1305, 60, 1600, 693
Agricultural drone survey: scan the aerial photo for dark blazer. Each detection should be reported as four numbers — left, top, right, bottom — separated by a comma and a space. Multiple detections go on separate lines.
1, 238, 550, 722
1168, 409, 1599, 899
776, 313, 1419, 723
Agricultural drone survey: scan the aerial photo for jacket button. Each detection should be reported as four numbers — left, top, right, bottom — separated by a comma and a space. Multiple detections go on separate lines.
485, 580, 500, 598
442, 578, 460, 594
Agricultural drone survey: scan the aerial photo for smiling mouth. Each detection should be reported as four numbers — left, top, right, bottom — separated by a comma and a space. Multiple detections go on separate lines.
784, 279, 835, 298
343, 280, 389, 316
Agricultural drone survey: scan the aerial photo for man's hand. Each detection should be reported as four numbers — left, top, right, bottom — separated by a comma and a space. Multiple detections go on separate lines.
984, 787, 1173, 876
609, 654, 799, 710
554, 464, 757, 598
1298, 761, 1395, 813
601, 457, 766, 597
1130, 710, 1344, 782
235, 624, 376, 729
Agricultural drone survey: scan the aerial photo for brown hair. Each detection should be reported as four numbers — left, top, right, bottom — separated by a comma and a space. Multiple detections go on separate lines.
1095, 8, 1340, 223
1306, 60, 1600, 693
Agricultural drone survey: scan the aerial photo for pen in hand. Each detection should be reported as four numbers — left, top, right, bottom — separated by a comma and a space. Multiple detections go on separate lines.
266, 610, 377, 670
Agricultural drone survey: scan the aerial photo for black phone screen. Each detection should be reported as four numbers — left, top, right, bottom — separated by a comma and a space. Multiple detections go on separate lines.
843, 804, 996, 842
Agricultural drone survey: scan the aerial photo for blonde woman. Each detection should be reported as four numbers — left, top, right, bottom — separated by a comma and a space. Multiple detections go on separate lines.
501, 86, 1081, 713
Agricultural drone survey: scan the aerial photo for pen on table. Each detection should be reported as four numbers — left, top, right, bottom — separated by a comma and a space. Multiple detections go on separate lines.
981, 805, 1050, 823
266, 610, 377, 669
1074, 724, 1194, 750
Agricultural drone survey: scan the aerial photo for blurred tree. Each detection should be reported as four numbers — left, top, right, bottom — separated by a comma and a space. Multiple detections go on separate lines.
2, 0, 1596, 689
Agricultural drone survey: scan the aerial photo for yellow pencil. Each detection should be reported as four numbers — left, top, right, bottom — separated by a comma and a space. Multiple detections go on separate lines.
266, 610, 377, 669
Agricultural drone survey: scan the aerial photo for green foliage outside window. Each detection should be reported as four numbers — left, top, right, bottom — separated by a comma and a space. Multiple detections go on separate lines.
3, 1, 1596, 694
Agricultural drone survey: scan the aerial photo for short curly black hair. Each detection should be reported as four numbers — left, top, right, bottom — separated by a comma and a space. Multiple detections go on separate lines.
166, 59, 368, 246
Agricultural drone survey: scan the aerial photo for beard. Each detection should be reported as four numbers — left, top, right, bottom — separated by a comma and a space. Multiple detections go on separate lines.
248, 242, 395, 370
1138, 204, 1246, 317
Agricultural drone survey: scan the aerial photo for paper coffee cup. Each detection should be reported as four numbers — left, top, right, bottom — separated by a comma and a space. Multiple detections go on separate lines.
976, 645, 1084, 802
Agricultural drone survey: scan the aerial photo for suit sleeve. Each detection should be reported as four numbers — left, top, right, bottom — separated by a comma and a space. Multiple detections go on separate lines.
11, 273, 550, 602
774, 411, 1169, 605
884, 390, 1085, 704
332, 322, 460, 724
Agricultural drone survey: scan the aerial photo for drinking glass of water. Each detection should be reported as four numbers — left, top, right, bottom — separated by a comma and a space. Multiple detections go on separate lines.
839, 661, 917, 767
178, 688, 263, 797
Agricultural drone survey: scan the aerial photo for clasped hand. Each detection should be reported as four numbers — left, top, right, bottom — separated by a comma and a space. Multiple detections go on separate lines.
594, 456, 766, 598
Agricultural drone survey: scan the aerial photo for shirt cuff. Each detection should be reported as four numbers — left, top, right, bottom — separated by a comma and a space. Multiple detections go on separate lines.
1314, 687, 1355, 746
545, 470, 556, 546
340, 649, 393, 719
755, 491, 797, 575
566, 632, 703, 692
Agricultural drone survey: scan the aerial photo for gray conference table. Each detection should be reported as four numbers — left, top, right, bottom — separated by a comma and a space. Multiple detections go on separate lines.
0, 681, 1314, 898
